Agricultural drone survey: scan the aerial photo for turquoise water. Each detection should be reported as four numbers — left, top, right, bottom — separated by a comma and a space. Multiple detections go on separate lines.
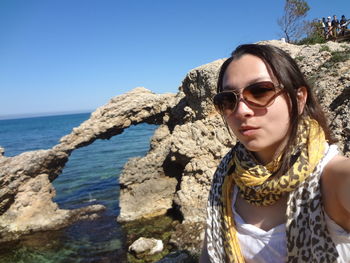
0, 113, 158, 263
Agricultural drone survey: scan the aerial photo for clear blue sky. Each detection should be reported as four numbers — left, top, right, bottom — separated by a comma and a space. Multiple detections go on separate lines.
1, 0, 349, 117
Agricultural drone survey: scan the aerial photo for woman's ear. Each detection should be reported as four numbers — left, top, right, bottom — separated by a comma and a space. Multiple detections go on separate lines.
297, 86, 308, 115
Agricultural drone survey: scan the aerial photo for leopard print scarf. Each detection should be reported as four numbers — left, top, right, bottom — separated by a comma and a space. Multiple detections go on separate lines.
206, 118, 339, 262
231, 117, 324, 206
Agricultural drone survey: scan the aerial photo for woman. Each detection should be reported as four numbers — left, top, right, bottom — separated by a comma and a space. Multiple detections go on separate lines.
200, 44, 350, 262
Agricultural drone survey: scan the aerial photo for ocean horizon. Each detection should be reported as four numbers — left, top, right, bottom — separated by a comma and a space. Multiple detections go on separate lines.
0, 109, 94, 121
0, 112, 158, 262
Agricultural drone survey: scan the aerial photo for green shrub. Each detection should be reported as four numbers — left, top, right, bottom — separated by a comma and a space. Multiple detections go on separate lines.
319, 45, 331, 52
330, 50, 350, 63
322, 49, 350, 68
297, 33, 326, 45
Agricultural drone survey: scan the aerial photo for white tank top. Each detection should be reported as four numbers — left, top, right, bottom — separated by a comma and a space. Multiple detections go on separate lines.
231, 145, 350, 263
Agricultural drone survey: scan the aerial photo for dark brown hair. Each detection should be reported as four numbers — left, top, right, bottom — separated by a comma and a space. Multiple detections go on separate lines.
217, 44, 335, 170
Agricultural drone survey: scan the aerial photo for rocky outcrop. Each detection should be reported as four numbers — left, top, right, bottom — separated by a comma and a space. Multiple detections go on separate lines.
0, 88, 179, 243
1, 41, 350, 249
0, 149, 106, 242
117, 59, 234, 223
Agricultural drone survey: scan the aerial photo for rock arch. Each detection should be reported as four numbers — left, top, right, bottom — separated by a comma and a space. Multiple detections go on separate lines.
0, 87, 182, 243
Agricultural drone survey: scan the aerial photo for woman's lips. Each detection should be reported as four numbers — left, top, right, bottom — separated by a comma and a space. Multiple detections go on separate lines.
239, 126, 259, 136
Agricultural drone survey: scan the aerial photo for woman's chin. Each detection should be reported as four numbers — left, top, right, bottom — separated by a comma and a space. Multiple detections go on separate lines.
239, 140, 264, 152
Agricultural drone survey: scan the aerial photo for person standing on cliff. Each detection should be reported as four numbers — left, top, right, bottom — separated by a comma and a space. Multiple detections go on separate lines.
200, 44, 350, 262
331, 15, 340, 37
326, 16, 333, 39
340, 15, 349, 36
321, 17, 327, 37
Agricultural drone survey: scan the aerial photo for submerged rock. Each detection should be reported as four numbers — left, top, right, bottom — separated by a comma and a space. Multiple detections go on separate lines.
157, 251, 195, 263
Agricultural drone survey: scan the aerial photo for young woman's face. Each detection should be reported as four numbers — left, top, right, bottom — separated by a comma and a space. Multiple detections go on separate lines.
222, 54, 291, 164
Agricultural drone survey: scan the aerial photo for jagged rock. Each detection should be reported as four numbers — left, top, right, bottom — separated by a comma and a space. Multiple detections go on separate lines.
0, 149, 69, 216
129, 237, 164, 255
0, 149, 106, 244
0, 172, 105, 243
118, 61, 235, 223
117, 124, 177, 222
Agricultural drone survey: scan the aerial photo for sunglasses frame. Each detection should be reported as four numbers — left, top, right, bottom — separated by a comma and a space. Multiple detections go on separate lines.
213, 81, 284, 114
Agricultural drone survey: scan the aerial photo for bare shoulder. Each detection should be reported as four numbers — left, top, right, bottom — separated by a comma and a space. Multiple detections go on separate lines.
324, 154, 349, 173
322, 154, 350, 232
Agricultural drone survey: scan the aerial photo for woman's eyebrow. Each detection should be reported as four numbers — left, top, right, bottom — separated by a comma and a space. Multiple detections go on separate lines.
222, 84, 238, 91
246, 77, 272, 86
222, 77, 271, 91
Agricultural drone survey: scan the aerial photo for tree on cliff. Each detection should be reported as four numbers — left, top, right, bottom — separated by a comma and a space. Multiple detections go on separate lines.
278, 0, 310, 43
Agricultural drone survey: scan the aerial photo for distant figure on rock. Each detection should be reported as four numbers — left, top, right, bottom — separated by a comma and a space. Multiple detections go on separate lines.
332, 15, 340, 37
325, 16, 333, 39
340, 15, 349, 36
200, 44, 350, 262
321, 17, 327, 37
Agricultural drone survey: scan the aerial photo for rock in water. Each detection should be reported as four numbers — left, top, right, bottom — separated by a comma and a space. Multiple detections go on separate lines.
129, 237, 164, 255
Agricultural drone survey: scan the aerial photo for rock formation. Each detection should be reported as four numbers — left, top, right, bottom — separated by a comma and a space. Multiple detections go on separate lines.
117, 59, 234, 223
0, 88, 179, 243
0, 41, 349, 252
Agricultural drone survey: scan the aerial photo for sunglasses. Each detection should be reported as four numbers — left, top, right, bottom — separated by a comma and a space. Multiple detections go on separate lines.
213, 81, 284, 114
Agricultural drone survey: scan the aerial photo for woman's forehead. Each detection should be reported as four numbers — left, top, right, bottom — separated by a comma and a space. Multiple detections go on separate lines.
222, 55, 274, 89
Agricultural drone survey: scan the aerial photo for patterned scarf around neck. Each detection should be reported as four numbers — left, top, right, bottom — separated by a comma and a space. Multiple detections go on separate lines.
206, 118, 339, 262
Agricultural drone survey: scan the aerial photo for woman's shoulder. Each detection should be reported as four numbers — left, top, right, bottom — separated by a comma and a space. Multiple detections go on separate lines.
322, 153, 350, 232
323, 154, 349, 178
322, 153, 349, 189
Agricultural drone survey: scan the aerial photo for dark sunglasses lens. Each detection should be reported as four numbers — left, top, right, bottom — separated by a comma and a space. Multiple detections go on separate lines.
214, 92, 237, 112
243, 82, 276, 107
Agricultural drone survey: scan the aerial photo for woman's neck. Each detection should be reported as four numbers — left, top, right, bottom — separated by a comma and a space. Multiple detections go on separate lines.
252, 139, 288, 165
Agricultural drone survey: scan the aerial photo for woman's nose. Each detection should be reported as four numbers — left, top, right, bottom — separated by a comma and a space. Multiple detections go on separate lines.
234, 98, 254, 118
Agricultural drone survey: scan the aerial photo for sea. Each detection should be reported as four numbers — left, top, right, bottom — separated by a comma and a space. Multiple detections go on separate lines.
0, 112, 158, 263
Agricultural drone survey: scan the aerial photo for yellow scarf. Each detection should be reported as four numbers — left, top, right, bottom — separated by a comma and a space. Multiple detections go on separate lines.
222, 118, 326, 262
